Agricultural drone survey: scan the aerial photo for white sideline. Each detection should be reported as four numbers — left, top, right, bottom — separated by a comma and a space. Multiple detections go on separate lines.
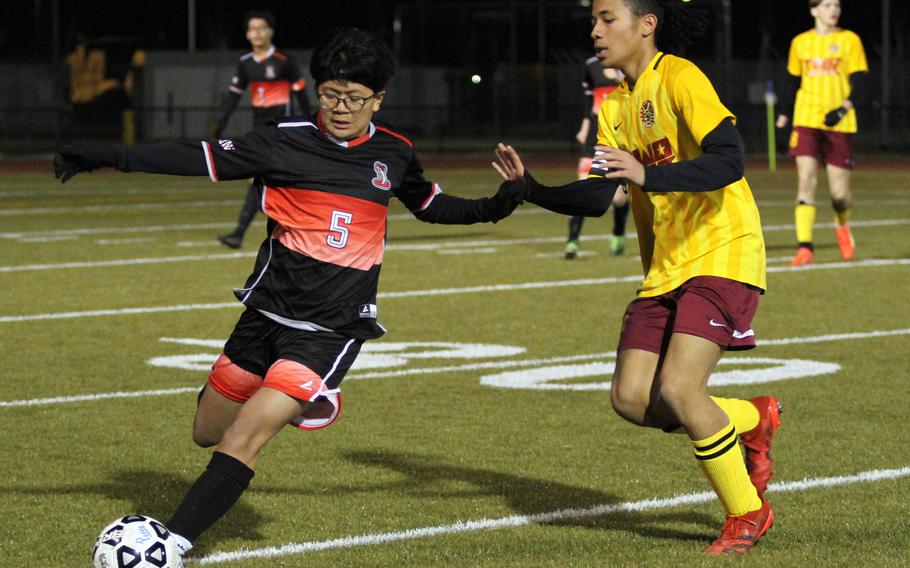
189, 465, 910, 565
2, 328, 907, 408
2, 258, 908, 322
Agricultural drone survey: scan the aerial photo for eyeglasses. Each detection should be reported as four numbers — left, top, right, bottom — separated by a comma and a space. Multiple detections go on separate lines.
317, 92, 379, 112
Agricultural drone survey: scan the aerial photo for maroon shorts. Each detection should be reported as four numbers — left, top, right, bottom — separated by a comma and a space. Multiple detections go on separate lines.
617, 276, 761, 354
789, 126, 855, 169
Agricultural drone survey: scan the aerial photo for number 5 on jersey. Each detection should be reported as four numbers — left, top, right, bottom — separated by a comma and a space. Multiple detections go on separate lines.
327, 210, 353, 248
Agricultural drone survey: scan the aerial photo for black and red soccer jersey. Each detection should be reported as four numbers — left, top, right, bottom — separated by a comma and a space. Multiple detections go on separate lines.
116, 113, 518, 339
217, 46, 309, 135
582, 56, 622, 153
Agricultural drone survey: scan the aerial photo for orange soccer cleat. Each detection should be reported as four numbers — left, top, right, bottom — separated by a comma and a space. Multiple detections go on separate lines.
740, 396, 783, 496
835, 224, 855, 260
789, 246, 813, 266
704, 498, 774, 556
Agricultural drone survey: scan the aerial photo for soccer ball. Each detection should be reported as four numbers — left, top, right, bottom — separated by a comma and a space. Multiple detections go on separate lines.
92, 515, 183, 568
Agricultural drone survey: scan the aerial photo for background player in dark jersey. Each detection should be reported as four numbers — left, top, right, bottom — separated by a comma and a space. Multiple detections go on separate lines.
215, 10, 311, 249
565, 57, 629, 260
55, 28, 526, 560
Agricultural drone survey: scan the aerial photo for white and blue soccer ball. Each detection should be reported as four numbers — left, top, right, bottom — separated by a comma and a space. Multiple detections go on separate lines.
92, 515, 183, 568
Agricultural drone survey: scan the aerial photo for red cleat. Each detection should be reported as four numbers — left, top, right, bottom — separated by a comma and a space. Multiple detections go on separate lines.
704, 498, 774, 556
789, 246, 813, 266
835, 224, 855, 260
740, 396, 782, 496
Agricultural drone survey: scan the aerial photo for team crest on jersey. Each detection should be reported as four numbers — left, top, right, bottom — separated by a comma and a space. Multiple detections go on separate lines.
372, 161, 392, 190
265, 65, 276, 79
639, 100, 656, 128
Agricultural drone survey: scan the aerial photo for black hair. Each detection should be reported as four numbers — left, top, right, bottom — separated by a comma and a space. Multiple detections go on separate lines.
310, 28, 397, 93
622, 0, 708, 53
243, 10, 275, 31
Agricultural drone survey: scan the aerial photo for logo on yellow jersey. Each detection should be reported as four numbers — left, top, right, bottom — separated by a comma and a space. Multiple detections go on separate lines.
640, 100, 655, 128
804, 57, 841, 76
632, 137, 674, 167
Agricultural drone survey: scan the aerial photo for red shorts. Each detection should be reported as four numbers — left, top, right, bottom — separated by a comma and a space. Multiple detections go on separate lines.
789, 126, 855, 169
617, 276, 761, 354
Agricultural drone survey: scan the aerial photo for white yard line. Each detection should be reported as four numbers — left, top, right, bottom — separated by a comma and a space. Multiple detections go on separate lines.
0, 221, 238, 240
0, 199, 240, 216
0, 302, 238, 323
2, 328, 907, 408
3, 212, 907, 243
3, 217, 909, 270
190, 465, 910, 565
2, 258, 908, 322
0, 252, 253, 273
0, 387, 199, 407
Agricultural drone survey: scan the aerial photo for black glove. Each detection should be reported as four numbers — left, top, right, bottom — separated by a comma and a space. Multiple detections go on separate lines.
823, 106, 848, 127
53, 145, 121, 183
490, 179, 527, 219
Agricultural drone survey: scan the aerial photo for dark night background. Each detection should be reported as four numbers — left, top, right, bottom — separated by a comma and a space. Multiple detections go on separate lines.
2, 1, 905, 65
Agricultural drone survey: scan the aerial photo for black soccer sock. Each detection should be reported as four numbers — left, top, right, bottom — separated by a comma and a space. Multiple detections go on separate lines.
166, 451, 255, 543
234, 183, 261, 234
568, 216, 585, 242
612, 202, 629, 237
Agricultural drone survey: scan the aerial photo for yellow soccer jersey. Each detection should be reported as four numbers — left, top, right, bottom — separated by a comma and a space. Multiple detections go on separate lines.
787, 29, 867, 133
595, 52, 766, 297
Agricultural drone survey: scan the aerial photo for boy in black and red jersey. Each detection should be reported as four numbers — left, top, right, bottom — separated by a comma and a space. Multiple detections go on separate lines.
564, 56, 629, 259
216, 10, 311, 249
55, 28, 537, 559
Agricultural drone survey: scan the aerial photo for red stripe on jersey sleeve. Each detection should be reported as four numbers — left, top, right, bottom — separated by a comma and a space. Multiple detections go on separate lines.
201, 141, 219, 181
375, 125, 413, 148
265, 188, 388, 271
250, 81, 291, 107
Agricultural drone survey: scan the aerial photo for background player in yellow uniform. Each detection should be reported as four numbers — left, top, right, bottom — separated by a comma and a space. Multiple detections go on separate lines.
776, 0, 867, 265
493, 0, 781, 556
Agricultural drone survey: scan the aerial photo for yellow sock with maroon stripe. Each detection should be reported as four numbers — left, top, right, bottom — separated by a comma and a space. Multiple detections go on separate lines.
692, 422, 762, 516
795, 203, 816, 244
711, 397, 760, 435
834, 208, 851, 226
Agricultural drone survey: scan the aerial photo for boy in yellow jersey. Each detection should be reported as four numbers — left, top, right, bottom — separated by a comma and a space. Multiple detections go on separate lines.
776, 0, 867, 265
493, 0, 780, 556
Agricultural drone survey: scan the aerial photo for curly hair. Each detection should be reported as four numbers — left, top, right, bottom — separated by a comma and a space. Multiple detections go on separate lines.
622, 0, 708, 53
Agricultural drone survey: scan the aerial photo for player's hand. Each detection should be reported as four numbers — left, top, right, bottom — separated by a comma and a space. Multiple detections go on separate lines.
824, 106, 848, 127
490, 179, 527, 219
492, 143, 525, 182
775, 114, 789, 129
595, 145, 645, 187
53, 145, 119, 184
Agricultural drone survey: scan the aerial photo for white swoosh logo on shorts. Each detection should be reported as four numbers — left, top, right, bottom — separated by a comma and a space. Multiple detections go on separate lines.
709, 319, 728, 328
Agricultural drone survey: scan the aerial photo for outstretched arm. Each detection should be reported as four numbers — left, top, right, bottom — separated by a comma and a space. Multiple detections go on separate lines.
395, 152, 526, 225
492, 143, 617, 217
55, 128, 273, 183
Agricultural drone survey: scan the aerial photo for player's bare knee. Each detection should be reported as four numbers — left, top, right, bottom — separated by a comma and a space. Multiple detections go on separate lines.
611, 386, 648, 425
191, 422, 221, 448
655, 378, 691, 415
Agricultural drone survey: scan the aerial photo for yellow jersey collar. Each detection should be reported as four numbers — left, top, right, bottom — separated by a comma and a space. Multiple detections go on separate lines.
620, 51, 666, 93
